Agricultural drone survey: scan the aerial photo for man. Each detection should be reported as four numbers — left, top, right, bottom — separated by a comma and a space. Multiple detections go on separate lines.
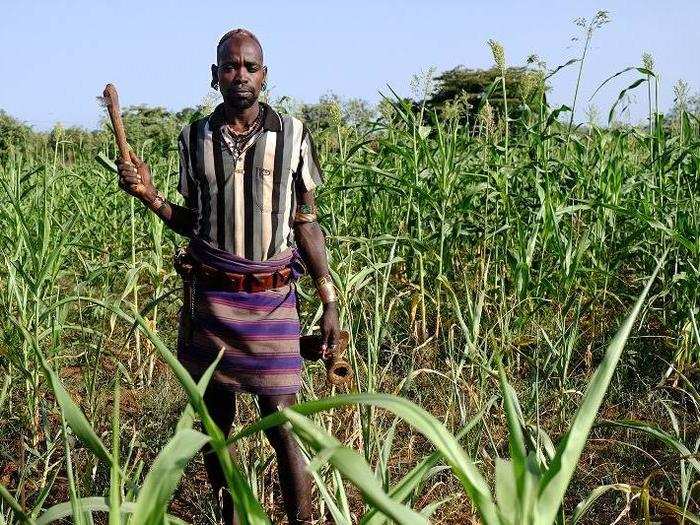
116, 28, 339, 525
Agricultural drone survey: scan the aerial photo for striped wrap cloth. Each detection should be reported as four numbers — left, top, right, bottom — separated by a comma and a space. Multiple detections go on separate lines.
176, 237, 307, 395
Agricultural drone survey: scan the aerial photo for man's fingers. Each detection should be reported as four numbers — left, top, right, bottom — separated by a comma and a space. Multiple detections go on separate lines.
117, 160, 135, 172
328, 332, 338, 351
128, 150, 142, 168
120, 174, 141, 185
119, 172, 142, 190
320, 330, 338, 359
119, 173, 140, 184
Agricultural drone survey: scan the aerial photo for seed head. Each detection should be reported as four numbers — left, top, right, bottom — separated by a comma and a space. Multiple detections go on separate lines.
521, 70, 545, 101
526, 53, 547, 70
487, 39, 506, 73
585, 104, 600, 126
199, 90, 221, 115
573, 10, 610, 34
328, 100, 343, 127
409, 66, 437, 100
592, 10, 610, 29
479, 100, 495, 136
673, 79, 689, 108
642, 52, 655, 73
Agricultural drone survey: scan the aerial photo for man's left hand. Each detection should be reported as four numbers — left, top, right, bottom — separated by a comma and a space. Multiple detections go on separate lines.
319, 302, 340, 359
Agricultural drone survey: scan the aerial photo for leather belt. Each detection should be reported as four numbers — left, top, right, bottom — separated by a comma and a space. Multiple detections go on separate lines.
174, 248, 294, 293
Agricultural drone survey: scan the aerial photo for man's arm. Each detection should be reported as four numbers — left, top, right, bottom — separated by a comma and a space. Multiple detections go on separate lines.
117, 150, 197, 238
293, 188, 339, 350
142, 193, 197, 238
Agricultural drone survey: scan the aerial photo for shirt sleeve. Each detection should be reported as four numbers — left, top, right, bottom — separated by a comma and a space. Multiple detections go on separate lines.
176, 128, 197, 209
294, 124, 324, 193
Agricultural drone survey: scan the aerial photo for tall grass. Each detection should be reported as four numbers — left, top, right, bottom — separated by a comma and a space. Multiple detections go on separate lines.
0, 34, 698, 523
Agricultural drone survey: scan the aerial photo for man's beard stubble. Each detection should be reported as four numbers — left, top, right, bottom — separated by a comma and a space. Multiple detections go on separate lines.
223, 87, 257, 110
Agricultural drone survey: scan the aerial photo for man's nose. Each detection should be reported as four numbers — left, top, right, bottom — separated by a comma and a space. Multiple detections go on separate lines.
233, 68, 250, 84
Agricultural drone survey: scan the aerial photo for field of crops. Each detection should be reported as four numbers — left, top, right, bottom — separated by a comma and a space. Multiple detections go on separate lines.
0, 40, 699, 524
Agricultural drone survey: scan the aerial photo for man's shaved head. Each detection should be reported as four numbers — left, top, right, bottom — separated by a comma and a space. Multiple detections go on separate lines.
211, 27, 267, 110
217, 28, 263, 63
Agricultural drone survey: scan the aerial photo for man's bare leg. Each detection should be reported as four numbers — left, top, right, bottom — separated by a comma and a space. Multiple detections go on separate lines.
202, 383, 238, 525
257, 394, 314, 524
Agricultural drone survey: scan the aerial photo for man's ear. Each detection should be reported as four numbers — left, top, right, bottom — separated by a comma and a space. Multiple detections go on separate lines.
210, 64, 218, 89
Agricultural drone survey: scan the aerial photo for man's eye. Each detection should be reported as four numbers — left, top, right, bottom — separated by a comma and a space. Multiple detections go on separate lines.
222, 64, 235, 71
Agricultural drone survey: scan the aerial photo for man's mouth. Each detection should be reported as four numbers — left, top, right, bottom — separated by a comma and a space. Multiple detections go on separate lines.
229, 87, 252, 95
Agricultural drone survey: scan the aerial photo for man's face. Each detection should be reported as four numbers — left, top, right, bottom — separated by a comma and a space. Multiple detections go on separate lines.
212, 36, 266, 110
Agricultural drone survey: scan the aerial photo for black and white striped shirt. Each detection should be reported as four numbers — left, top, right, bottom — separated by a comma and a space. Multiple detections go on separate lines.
176, 102, 324, 261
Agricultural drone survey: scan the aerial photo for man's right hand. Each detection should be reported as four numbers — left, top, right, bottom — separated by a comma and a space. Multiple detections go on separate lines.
117, 151, 156, 203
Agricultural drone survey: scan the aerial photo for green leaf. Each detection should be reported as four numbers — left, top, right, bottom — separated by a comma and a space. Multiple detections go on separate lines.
281, 409, 428, 524
545, 58, 580, 80
0, 482, 35, 524
536, 254, 665, 524
360, 397, 497, 525
599, 419, 700, 475
231, 393, 500, 525
499, 366, 527, 474
608, 78, 648, 123
589, 66, 638, 101
495, 459, 516, 525
36, 498, 189, 525
37, 351, 112, 464
570, 483, 700, 525
130, 429, 210, 524
175, 348, 224, 432
95, 152, 118, 173
64, 297, 270, 525
419, 495, 456, 518
109, 371, 121, 525
570, 484, 633, 524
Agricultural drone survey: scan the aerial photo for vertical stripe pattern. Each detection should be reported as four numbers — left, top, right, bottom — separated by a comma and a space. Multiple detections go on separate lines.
176, 102, 324, 261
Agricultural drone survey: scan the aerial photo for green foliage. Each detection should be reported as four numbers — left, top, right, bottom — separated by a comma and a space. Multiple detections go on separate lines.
0, 110, 33, 160
119, 105, 189, 157
300, 93, 376, 134
0, 35, 698, 522
425, 66, 548, 122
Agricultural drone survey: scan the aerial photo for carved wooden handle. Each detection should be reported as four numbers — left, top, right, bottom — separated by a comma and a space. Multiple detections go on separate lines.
102, 83, 130, 162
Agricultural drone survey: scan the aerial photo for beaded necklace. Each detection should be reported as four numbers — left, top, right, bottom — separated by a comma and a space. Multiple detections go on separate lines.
222, 105, 266, 160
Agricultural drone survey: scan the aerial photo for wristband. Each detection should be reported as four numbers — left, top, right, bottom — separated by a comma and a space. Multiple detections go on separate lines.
315, 274, 337, 304
145, 189, 167, 212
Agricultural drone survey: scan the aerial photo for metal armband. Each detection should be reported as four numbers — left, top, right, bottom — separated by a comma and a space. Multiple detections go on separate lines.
315, 274, 337, 304
293, 203, 318, 225
293, 211, 317, 225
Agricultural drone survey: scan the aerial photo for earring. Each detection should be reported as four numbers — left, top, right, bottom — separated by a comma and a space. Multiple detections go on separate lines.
212, 81, 219, 90
262, 81, 267, 91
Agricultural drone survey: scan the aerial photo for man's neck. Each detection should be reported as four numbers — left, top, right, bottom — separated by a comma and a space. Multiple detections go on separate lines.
222, 101, 262, 133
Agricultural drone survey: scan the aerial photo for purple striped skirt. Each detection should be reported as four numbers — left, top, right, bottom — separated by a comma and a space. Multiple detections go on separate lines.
177, 240, 305, 396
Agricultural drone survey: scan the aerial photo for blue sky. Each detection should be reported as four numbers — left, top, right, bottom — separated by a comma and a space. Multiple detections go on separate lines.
1, 1, 698, 131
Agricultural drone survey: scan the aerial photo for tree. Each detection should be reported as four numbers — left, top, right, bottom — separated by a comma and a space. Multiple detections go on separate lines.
425, 66, 548, 125
0, 110, 33, 160
297, 93, 376, 135
114, 105, 183, 156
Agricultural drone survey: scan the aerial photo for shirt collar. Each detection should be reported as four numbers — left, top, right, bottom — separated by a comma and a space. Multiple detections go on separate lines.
209, 101, 282, 133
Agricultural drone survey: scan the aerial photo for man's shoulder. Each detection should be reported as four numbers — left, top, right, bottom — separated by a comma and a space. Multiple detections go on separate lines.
278, 113, 309, 139
278, 112, 300, 127
177, 112, 213, 145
